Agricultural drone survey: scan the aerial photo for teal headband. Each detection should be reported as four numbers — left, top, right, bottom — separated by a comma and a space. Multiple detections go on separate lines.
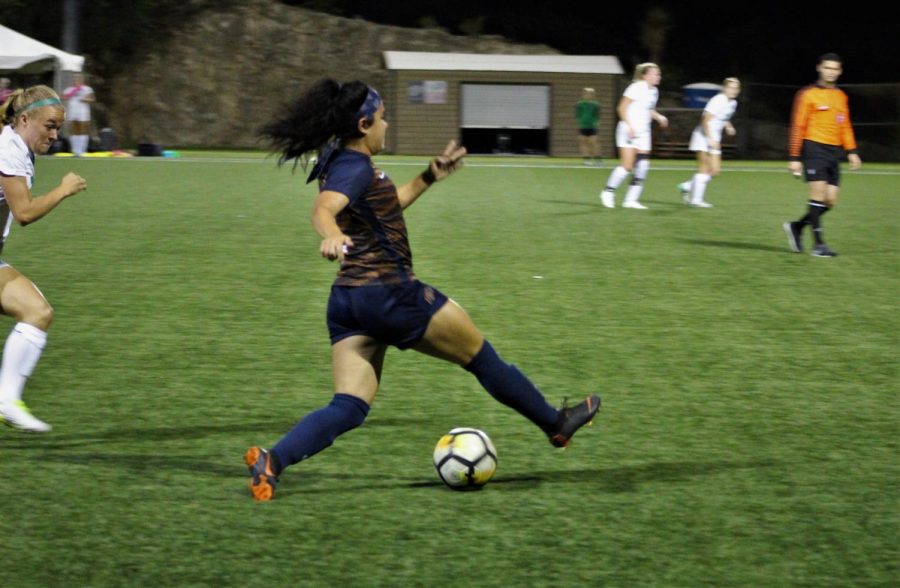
14, 98, 63, 118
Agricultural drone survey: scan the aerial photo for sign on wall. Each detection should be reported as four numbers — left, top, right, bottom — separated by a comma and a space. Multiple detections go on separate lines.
407, 81, 448, 104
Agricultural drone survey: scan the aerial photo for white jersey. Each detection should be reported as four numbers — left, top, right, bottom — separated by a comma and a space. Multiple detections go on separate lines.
700, 93, 737, 141
621, 81, 659, 133
0, 125, 31, 249
689, 93, 738, 153
63, 85, 93, 121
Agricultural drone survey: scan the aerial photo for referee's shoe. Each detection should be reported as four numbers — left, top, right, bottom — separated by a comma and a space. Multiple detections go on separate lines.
812, 244, 838, 257
783, 221, 804, 253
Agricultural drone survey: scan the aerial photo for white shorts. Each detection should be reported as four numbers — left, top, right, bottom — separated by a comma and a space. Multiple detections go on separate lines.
615, 122, 652, 152
689, 127, 723, 154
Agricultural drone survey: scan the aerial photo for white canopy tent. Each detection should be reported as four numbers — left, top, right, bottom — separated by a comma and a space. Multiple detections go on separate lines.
0, 24, 84, 92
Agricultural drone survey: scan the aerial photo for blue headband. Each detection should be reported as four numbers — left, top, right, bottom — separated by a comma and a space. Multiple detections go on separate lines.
356, 87, 382, 121
305, 86, 383, 184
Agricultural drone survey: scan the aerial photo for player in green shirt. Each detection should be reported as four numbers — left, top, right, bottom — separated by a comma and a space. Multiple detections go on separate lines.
576, 87, 602, 165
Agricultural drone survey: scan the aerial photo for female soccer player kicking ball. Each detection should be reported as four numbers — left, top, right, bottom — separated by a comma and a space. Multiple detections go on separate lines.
245, 79, 600, 500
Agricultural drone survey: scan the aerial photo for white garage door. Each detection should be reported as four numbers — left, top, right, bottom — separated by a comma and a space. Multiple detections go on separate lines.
460, 84, 550, 129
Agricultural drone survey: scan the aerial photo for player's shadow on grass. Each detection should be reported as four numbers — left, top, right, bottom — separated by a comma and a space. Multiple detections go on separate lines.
445, 459, 775, 493
520, 459, 777, 493
677, 238, 786, 253
537, 199, 604, 216
537, 199, 685, 216
275, 458, 777, 498
36, 451, 238, 477
538, 199, 599, 208
0, 421, 297, 451
637, 199, 691, 212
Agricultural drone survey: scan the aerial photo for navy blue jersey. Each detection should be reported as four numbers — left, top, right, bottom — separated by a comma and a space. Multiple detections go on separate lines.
319, 149, 415, 286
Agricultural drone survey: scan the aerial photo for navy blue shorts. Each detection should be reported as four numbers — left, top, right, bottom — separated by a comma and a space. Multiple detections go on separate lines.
327, 281, 449, 349
802, 140, 842, 186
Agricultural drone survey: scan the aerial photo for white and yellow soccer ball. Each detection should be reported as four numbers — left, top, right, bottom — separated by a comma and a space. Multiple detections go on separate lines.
433, 428, 497, 490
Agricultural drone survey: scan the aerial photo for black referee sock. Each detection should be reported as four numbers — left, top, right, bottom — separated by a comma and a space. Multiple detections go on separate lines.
806, 200, 828, 245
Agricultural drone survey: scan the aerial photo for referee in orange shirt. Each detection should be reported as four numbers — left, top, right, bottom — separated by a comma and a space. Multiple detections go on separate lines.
783, 53, 862, 257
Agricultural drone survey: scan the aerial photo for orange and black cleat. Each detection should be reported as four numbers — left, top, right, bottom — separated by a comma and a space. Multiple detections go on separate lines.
544, 395, 601, 448
244, 447, 279, 501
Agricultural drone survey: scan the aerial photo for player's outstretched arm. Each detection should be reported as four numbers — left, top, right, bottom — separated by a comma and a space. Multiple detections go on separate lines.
397, 140, 467, 210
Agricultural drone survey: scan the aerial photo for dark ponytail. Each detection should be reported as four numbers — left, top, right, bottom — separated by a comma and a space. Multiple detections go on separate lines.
260, 78, 371, 168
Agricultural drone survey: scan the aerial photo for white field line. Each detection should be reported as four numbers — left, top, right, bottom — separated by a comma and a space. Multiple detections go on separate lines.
46, 156, 900, 176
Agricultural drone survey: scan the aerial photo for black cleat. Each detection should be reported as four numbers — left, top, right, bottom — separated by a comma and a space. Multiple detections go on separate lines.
811, 244, 838, 257
544, 395, 601, 448
783, 221, 803, 253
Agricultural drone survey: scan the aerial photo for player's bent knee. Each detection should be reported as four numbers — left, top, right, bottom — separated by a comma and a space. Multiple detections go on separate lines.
24, 303, 54, 330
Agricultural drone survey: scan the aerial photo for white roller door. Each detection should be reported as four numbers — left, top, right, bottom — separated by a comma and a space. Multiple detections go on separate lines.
461, 84, 550, 129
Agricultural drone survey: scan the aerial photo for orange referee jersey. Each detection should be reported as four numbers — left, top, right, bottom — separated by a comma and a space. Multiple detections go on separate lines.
788, 84, 857, 159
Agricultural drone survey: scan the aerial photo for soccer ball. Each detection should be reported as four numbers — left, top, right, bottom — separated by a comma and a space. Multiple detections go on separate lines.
433, 428, 497, 490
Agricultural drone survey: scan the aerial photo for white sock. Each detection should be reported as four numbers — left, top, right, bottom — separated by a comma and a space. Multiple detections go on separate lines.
0, 323, 48, 404
624, 184, 644, 205
633, 158, 650, 182
691, 173, 711, 204
604, 166, 630, 191
72, 135, 88, 155
624, 159, 650, 204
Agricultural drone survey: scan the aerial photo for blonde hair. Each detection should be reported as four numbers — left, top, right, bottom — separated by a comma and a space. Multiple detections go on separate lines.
723, 77, 741, 87
1, 85, 63, 127
633, 62, 660, 81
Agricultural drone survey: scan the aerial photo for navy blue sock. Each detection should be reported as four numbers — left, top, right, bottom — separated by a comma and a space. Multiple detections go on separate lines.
464, 340, 559, 430
270, 393, 370, 473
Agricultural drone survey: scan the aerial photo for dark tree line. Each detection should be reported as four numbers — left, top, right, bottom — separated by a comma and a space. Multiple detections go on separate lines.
1, 0, 895, 85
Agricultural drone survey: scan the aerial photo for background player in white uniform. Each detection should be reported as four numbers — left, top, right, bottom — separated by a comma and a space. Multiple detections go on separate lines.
62, 73, 94, 156
678, 78, 741, 207
0, 86, 87, 431
599, 63, 668, 209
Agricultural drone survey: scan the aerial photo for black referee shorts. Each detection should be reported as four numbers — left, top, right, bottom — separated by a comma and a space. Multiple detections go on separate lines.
801, 140, 843, 186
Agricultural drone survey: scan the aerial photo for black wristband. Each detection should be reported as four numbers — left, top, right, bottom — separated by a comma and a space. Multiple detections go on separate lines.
421, 166, 436, 186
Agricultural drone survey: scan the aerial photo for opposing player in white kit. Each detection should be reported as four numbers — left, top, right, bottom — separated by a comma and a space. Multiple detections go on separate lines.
0, 85, 87, 432
678, 78, 741, 207
599, 63, 668, 210
62, 73, 94, 157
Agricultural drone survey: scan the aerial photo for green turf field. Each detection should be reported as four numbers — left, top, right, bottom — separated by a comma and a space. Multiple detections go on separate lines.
1, 154, 896, 587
